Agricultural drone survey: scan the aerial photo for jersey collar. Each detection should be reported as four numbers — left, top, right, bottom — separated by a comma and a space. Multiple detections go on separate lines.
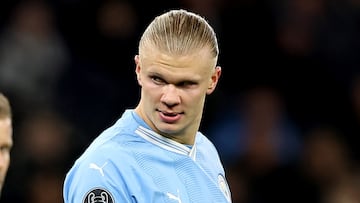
135, 126, 197, 160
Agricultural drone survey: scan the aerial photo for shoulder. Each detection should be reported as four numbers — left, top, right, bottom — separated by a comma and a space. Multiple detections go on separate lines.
196, 132, 217, 149
63, 136, 141, 202
195, 132, 222, 161
63, 110, 147, 202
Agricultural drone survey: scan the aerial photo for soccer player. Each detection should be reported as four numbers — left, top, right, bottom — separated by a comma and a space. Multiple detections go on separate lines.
0, 93, 13, 197
63, 9, 232, 203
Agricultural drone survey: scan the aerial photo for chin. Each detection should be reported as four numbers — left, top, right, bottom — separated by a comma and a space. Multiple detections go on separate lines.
159, 127, 175, 134
158, 125, 179, 135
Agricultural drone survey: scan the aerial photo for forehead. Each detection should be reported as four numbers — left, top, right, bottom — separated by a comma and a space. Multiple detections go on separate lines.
140, 47, 216, 78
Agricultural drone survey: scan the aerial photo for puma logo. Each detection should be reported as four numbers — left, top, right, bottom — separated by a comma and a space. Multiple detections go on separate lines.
89, 162, 108, 177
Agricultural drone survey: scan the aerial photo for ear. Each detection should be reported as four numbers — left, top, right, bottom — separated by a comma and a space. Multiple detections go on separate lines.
134, 55, 142, 86
206, 66, 221, 95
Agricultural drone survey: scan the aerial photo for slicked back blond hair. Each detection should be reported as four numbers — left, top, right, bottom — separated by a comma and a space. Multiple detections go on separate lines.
139, 9, 219, 60
0, 93, 11, 119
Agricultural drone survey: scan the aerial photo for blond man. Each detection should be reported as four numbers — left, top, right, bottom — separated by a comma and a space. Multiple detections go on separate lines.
64, 9, 231, 203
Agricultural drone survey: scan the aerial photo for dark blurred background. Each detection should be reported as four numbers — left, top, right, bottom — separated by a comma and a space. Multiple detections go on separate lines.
0, 0, 360, 202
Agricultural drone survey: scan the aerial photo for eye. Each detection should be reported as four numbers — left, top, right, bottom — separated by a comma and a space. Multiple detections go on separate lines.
151, 76, 166, 85
0, 145, 11, 154
177, 81, 197, 88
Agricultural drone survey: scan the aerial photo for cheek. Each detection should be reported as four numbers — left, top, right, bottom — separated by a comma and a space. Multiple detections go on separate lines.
5, 155, 10, 167
142, 83, 161, 101
185, 90, 206, 107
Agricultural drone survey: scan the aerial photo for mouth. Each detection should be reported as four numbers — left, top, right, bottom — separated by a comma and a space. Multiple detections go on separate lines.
157, 110, 183, 123
162, 111, 178, 116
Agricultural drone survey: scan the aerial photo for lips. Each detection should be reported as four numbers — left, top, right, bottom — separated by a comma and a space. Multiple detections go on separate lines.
158, 110, 182, 123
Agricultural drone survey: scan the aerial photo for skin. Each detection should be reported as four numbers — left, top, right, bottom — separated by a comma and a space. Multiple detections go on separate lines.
0, 117, 12, 194
134, 46, 221, 145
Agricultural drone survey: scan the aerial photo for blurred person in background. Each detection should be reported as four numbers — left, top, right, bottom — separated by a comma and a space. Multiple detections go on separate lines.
208, 85, 302, 202
209, 85, 302, 173
0, 93, 13, 197
56, 0, 140, 141
2, 107, 75, 203
26, 168, 64, 203
300, 125, 360, 203
0, 0, 69, 113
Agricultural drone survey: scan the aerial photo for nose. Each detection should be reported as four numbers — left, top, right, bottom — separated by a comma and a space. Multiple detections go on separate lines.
160, 84, 180, 107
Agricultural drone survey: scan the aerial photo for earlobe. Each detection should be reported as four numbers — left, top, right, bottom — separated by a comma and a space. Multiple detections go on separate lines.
206, 85, 215, 94
136, 67, 142, 86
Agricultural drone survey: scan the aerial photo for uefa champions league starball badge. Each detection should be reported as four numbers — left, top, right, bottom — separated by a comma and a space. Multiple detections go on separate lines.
83, 188, 114, 203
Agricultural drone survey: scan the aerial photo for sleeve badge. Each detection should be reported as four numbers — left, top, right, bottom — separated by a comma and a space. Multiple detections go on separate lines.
83, 187, 114, 203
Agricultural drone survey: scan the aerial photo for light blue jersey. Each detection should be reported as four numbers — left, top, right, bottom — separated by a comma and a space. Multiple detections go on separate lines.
63, 109, 232, 203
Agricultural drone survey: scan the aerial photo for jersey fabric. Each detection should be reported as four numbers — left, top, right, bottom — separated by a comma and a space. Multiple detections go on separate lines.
63, 109, 232, 203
